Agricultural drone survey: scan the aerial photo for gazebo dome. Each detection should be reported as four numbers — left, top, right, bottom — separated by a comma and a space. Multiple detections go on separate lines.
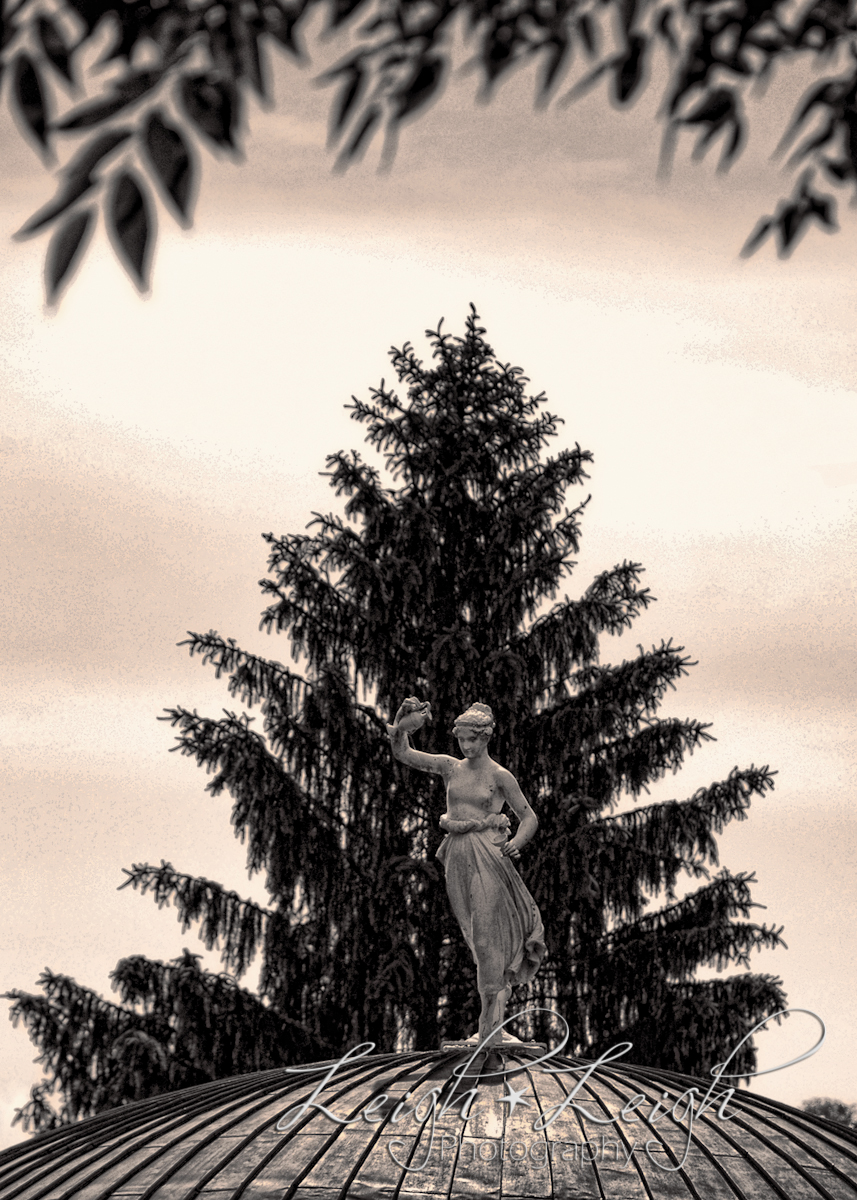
2, 1047, 856, 1199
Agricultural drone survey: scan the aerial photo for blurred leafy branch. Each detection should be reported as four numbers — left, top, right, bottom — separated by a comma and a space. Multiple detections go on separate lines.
2, 0, 854, 299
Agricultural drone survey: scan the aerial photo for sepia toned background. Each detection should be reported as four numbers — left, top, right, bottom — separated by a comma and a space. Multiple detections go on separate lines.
1, 28, 855, 1151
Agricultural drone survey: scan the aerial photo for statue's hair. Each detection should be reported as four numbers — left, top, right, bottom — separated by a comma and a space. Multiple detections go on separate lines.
452, 703, 495, 738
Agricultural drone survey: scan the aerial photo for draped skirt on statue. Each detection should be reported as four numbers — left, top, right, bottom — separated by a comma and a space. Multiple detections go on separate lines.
436, 813, 546, 1001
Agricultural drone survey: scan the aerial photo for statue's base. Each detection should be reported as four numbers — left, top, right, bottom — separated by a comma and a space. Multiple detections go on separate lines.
441, 1037, 546, 1052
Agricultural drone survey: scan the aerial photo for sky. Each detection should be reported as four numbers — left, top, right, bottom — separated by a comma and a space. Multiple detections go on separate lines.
1, 18, 856, 1152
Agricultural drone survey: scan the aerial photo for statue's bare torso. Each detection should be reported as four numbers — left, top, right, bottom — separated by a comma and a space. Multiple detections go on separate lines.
445, 759, 509, 821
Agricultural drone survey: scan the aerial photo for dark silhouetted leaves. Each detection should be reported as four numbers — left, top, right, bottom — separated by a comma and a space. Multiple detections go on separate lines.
680, 87, 744, 168
57, 68, 163, 129
38, 16, 74, 84
775, 73, 857, 187
65, 0, 119, 36
741, 172, 837, 258
16, 129, 131, 237
13, 54, 49, 149
45, 206, 94, 302
328, 0, 367, 29
331, 64, 363, 136
539, 39, 571, 98
335, 104, 379, 164
262, 0, 308, 58
108, 171, 152, 288
562, 52, 622, 106
143, 110, 195, 222
614, 35, 646, 105
226, 8, 267, 98
6, 0, 857, 299
397, 56, 443, 120
180, 73, 238, 148
577, 14, 597, 57
483, 22, 518, 84
779, 78, 853, 155
658, 8, 677, 53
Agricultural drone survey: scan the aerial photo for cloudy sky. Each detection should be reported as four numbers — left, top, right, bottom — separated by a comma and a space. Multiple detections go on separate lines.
1, 20, 855, 1151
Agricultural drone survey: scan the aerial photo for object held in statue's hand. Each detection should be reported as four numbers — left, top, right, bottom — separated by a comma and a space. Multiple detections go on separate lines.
394, 697, 433, 733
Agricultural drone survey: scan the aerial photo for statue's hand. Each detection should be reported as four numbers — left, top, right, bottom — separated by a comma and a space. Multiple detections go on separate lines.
392, 697, 432, 733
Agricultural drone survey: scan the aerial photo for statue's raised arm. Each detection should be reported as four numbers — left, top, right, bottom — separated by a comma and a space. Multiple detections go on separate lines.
386, 697, 457, 777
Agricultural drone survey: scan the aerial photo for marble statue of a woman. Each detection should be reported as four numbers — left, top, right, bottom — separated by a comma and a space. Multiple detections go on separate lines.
387, 698, 546, 1049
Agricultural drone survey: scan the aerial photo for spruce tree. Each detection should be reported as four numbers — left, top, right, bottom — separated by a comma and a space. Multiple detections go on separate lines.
7, 306, 786, 1131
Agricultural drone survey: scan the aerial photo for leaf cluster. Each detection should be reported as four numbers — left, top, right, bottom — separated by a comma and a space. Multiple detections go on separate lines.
801, 1097, 857, 1128
4, 0, 857, 296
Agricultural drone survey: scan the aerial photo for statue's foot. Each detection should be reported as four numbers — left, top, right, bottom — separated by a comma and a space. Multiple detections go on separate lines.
463, 1030, 525, 1046
484, 1048, 504, 1075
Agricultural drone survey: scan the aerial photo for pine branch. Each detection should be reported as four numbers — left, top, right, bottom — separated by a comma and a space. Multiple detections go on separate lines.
11, 1082, 66, 1134
587, 716, 714, 802
526, 709, 713, 804
589, 973, 789, 1076
494, 446, 591, 514
180, 630, 310, 710
158, 703, 413, 921
259, 532, 363, 663
574, 640, 693, 718
551, 874, 787, 1066
112, 950, 329, 1076
4, 972, 163, 1123
590, 765, 775, 841
524, 641, 694, 782
323, 450, 393, 527
353, 318, 569, 490
590, 870, 786, 968
510, 562, 654, 696
119, 861, 272, 977
5, 972, 135, 1032
159, 705, 348, 900
484, 487, 592, 620
573, 766, 777, 910
175, 635, 396, 795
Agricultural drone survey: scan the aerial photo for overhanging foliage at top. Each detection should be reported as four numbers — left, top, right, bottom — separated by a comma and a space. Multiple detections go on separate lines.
1, 0, 852, 298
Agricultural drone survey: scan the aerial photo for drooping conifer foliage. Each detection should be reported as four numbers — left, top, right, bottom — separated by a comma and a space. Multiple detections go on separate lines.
6, 306, 786, 1131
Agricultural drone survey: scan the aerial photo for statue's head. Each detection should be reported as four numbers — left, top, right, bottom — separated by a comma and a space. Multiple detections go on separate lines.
452, 703, 495, 747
